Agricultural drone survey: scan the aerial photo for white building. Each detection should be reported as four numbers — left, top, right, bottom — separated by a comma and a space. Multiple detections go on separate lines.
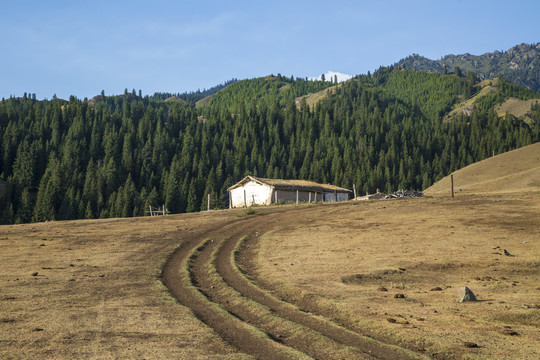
228, 175, 351, 208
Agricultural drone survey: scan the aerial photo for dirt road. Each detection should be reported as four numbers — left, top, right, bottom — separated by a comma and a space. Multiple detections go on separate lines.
161, 206, 427, 359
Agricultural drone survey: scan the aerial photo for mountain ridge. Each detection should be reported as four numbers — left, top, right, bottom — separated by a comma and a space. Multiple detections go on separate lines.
395, 43, 540, 92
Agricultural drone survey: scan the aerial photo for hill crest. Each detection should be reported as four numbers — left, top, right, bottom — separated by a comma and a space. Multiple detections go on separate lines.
425, 142, 540, 196
395, 43, 540, 92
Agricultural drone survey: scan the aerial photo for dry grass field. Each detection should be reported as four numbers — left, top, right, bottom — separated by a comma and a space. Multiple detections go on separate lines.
252, 143, 540, 358
495, 98, 539, 120
255, 195, 540, 359
1, 144, 539, 359
0, 212, 251, 359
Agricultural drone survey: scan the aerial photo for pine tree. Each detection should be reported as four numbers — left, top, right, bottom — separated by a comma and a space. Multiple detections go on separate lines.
165, 157, 183, 213
15, 188, 33, 223
186, 178, 198, 213
33, 159, 62, 222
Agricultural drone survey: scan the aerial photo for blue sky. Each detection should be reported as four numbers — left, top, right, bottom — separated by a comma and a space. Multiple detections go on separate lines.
1, 0, 539, 100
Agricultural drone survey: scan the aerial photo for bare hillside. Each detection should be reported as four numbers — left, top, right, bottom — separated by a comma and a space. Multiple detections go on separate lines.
295, 84, 339, 110
425, 142, 540, 195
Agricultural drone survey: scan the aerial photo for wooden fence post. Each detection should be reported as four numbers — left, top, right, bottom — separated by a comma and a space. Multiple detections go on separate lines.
309, 192, 311, 203
149, 205, 153, 216
451, 174, 454, 198
296, 190, 299, 205
353, 184, 357, 199
244, 190, 247, 207
274, 190, 278, 203
207, 193, 211, 211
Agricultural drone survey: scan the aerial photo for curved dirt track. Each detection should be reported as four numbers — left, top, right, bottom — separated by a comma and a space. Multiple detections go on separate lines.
161, 207, 428, 360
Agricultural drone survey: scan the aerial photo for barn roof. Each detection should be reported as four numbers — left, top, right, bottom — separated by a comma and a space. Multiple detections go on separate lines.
227, 175, 351, 193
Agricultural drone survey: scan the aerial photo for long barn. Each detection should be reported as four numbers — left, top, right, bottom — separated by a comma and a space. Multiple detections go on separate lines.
228, 175, 352, 208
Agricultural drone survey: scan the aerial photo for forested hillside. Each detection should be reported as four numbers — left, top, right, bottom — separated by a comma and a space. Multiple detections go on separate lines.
199, 74, 336, 112
1, 69, 539, 224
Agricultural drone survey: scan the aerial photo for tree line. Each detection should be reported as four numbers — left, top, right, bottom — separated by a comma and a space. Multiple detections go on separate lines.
1, 69, 539, 224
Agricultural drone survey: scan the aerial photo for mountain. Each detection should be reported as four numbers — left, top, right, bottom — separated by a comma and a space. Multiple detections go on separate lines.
1, 64, 539, 224
395, 43, 540, 92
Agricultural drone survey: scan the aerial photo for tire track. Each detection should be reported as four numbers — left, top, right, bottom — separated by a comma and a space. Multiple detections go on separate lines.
162, 208, 429, 359
190, 225, 371, 359
161, 217, 306, 360
215, 215, 427, 360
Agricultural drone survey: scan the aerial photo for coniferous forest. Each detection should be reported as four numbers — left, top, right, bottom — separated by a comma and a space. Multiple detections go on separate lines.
1, 68, 539, 224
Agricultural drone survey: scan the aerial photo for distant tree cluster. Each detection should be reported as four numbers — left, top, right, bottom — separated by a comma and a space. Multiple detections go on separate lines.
1, 69, 539, 224
152, 78, 239, 104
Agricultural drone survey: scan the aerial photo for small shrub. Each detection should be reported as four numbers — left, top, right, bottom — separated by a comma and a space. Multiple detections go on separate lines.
242, 208, 256, 216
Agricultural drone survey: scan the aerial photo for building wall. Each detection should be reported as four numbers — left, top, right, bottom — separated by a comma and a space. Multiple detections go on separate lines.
230, 181, 351, 208
274, 189, 350, 203
230, 181, 273, 208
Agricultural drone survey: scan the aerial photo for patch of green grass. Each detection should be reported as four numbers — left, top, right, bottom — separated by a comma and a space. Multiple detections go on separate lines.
241, 208, 256, 216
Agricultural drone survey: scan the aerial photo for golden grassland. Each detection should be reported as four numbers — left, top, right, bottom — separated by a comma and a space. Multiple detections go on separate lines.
495, 98, 539, 120
256, 194, 540, 359
425, 142, 540, 196
254, 143, 540, 358
0, 211, 251, 359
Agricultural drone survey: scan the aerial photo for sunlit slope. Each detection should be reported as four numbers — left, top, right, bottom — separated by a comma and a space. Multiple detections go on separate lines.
425, 142, 540, 195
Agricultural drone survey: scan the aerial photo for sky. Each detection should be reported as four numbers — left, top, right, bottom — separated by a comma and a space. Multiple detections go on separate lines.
1, 0, 539, 100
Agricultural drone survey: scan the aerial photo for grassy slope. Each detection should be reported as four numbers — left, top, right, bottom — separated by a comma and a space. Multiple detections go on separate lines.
294, 84, 339, 110
164, 96, 186, 104
446, 78, 499, 119
424, 141, 540, 195
446, 78, 540, 121
195, 95, 212, 108
495, 98, 540, 119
